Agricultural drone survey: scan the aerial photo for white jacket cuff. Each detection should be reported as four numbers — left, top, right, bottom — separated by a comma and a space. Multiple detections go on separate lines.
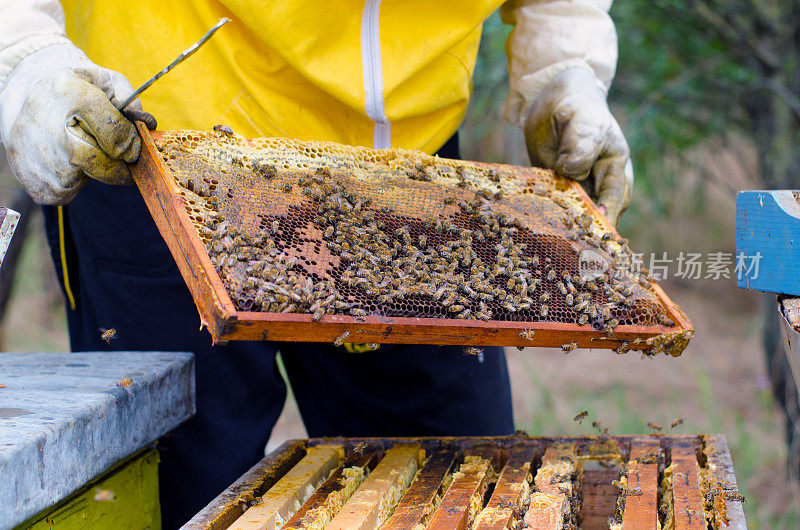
501, 0, 618, 127
0, 34, 74, 89
0, 0, 77, 90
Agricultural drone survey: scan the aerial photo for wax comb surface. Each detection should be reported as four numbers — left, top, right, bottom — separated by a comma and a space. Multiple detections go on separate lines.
132, 125, 692, 353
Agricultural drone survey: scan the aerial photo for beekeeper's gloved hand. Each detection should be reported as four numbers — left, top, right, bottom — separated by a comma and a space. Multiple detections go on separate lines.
524, 67, 632, 226
0, 45, 156, 205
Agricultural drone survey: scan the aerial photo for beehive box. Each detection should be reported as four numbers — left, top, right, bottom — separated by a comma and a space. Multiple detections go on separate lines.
131, 124, 692, 352
183, 435, 745, 529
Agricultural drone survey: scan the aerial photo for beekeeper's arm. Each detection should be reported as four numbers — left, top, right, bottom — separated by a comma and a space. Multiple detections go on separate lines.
502, 0, 631, 226
0, 0, 153, 205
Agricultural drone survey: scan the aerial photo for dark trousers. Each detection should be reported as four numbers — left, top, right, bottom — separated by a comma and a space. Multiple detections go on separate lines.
41, 134, 514, 528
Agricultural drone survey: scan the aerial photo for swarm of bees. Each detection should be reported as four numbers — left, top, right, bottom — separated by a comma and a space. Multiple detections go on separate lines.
159, 129, 684, 353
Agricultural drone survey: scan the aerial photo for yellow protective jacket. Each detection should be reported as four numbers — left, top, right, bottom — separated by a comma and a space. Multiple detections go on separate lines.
0, 0, 617, 154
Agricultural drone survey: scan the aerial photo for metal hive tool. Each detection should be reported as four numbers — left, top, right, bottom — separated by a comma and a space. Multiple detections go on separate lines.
183, 435, 746, 529
131, 123, 692, 351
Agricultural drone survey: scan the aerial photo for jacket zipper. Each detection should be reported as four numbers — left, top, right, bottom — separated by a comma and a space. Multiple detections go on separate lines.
361, 0, 390, 149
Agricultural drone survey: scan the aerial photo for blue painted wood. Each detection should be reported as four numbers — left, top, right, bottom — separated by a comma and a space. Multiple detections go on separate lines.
735, 190, 800, 295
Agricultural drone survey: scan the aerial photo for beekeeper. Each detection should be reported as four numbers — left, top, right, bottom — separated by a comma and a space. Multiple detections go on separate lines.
0, 0, 631, 526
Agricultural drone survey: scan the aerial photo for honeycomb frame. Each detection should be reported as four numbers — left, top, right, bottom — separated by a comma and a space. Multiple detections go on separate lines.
186, 435, 746, 530
130, 123, 692, 350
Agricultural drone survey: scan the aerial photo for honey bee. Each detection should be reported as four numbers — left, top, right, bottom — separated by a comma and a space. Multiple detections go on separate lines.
626, 486, 643, 496
565, 293, 574, 306
463, 346, 484, 356
213, 124, 234, 136
519, 329, 536, 341
561, 342, 578, 353
354, 441, 368, 454
657, 314, 675, 326
577, 314, 589, 326
539, 304, 549, 317
282, 182, 293, 193
99, 327, 117, 344
93, 489, 116, 502
271, 220, 280, 233
614, 341, 630, 354
671, 417, 684, 429
573, 410, 589, 424
313, 308, 325, 321
647, 422, 662, 431
256, 162, 278, 180
350, 308, 367, 317
546, 269, 557, 281
116, 378, 133, 387
475, 189, 493, 201
557, 282, 568, 295
539, 292, 551, 303
333, 330, 351, 346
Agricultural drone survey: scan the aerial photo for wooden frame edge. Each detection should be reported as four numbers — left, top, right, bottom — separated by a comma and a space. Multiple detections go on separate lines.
132, 124, 238, 342
135, 127, 693, 348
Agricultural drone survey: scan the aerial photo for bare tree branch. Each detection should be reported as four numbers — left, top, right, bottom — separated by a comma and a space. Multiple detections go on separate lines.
763, 78, 800, 119
690, 0, 781, 73
628, 50, 741, 127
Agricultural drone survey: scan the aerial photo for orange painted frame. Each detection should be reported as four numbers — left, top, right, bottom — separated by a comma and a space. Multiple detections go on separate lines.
131, 123, 693, 347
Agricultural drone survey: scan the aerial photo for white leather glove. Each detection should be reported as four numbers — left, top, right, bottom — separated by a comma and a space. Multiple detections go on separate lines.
524, 67, 632, 226
0, 44, 154, 205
